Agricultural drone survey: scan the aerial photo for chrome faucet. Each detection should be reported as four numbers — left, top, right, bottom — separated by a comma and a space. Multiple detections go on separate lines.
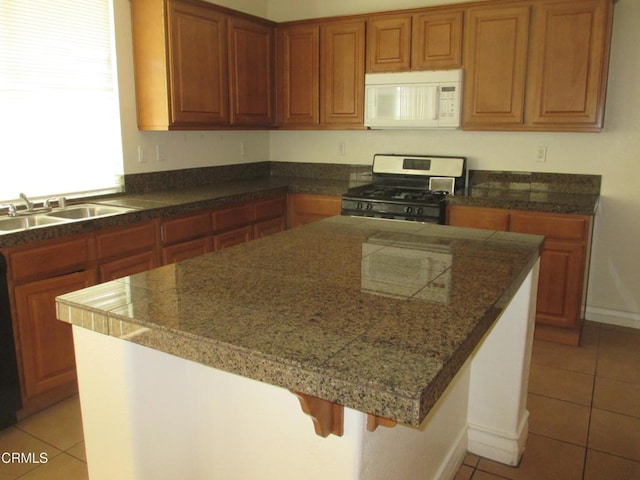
19, 192, 34, 211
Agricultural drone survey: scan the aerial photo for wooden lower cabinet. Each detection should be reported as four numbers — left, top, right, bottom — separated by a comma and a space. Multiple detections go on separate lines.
287, 194, 342, 228
535, 240, 585, 329
13, 270, 96, 415
6, 196, 288, 416
448, 204, 592, 345
97, 221, 160, 282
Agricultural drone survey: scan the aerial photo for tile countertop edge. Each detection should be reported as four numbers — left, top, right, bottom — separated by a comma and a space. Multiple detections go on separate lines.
56, 222, 544, 427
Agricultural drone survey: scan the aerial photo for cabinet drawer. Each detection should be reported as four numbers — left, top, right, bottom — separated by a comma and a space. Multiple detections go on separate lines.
162, 237, 211, 265
213, 225, 253, 250
96, 221, 158, 260
99, 251, 158, 282
213, 203, 253, 231
447, 205, 509, 231
254, 217, 286, 238
9, 237, 94, 283
509, 212, 588, 241
254, 196, 286, 222
161, 211, 212, 245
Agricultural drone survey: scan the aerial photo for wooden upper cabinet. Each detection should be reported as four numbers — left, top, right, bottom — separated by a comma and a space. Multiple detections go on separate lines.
130, 0, 229, 129
277, 24, 320, 126
167, 0, 229, 126
367, 14, 412, 73
228, 17, 276, 126
320, 20, 366, 125
366, 9, 463, 73
463, 5, 531, 127
526, 0, 613, 130
412, 9, 463, 70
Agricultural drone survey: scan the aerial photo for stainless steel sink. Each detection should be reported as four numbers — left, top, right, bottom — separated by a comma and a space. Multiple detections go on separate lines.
0, 203, 135, 234
0, 215, 68, 232
46, 204, 134, 220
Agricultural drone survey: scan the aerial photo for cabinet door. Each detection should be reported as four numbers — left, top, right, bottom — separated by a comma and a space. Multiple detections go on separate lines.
277, 24, 320, 125
526, 0, 612, 129
228, 17, 276, 126
14, 270, 96, 409
412, 9, 463, 70
320, 20, 366, 125
535, 240, 585, 329
463, 6, 530, 127
447, 205, 510, 231
167, 0, 229, 125
366, 14, 412, 73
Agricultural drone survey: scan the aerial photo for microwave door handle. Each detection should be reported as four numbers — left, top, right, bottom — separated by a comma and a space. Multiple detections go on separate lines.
432, 86, 440, 120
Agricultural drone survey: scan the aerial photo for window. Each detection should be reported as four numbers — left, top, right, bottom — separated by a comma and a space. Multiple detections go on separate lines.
0, 0, 123, 204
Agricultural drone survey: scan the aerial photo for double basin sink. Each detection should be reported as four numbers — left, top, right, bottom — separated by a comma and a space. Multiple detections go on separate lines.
0, 204, 135, 233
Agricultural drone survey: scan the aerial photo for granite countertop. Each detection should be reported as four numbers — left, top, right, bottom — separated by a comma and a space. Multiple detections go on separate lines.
57, 216, 543, 426
0, 165, 600, 249
449, 170, 601, 215
0, 175, 364, 248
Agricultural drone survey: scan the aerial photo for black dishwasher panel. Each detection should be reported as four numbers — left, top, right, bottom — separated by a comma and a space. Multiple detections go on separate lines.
0, 253, 21, 428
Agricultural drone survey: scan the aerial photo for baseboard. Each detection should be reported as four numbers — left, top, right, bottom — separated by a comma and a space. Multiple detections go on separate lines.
438, 427, 469, 480
586, 305, 640, 330
467, 410, 529, 467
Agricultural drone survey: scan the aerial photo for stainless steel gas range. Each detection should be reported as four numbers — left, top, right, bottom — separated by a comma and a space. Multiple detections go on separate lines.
341, 154, 467, 224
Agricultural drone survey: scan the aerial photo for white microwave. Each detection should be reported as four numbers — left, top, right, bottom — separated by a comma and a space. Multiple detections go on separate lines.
364, 70, 463, 129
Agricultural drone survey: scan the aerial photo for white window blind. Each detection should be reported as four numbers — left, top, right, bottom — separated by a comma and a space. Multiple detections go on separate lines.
0, 0, 123, 203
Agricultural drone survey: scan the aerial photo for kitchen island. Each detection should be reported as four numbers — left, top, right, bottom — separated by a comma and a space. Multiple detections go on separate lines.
57, 216, 542, 480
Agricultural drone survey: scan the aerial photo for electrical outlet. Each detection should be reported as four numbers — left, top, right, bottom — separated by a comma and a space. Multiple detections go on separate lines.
137, 145, 146, 163
240, 141, 247, 157
339, 142, 346, 156
536, 145, 547, 163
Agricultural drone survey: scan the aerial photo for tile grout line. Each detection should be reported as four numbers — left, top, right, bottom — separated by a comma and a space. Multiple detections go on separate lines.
581, 323, 602, 480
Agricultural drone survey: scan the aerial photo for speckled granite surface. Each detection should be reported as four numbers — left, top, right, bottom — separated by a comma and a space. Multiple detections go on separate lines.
0, 163, 599, 248
448, 170, 601, 215
57, 216, 543, 426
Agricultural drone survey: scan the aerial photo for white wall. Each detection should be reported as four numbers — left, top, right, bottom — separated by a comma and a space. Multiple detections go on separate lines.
112, 0, 271, 175
112, 0, 640, 327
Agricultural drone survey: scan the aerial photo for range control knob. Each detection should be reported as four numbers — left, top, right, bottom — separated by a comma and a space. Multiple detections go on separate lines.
404, 206, 413, 214
366, 203, 373, 211
416, 207, 423, 216
356, 202, 363, 210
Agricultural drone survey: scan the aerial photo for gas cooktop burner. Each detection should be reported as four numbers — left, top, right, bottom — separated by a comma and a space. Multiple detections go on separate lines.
354, 186, 446, 201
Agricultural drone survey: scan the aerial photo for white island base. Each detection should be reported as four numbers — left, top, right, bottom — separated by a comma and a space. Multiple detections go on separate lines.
73, 266, 537, 480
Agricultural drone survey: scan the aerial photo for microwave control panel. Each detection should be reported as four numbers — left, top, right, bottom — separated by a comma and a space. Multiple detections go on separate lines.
439, 85, 459, 120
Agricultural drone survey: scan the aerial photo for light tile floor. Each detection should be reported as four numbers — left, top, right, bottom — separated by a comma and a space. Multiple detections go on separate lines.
456, 321, 640, 480
0, 396, 87, 480
1, 321, 638, 480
